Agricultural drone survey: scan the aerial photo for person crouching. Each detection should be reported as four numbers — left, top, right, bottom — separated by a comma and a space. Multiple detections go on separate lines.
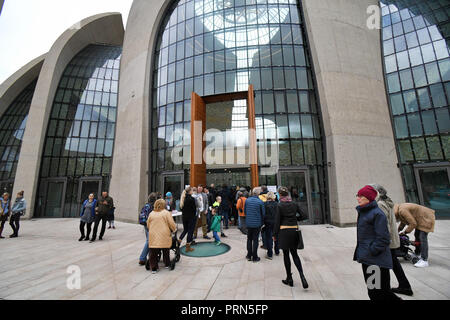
147, 199, 176, 274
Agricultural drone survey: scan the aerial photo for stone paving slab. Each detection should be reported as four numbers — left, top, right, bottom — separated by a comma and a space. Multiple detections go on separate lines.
0, 218, 449, 300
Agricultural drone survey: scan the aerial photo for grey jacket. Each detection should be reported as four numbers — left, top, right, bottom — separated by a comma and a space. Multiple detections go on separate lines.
377, 195, 400, 249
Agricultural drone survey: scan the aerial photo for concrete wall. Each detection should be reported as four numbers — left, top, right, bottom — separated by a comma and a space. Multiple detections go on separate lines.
12, 13, 124, 219
302, 0, 405, 226
0, 54, 45, 118
109, 0, 171, 223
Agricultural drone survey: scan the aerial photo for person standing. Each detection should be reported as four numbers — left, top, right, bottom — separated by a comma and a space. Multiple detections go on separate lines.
90, 191, 114, 242
139, 193, 158, 265
165, 192, 176, 211
9, 191, 26, 238
353, 185, 400, 300
194, 185, 210, 240
244, 187, 265, 262
79, 193, 97, 241
218, 184, 232, 229
273, 187, 308, 288
179, 187, 197, 252
0, 193, 11, 239
236, 191, 247, 234
394, 203, 435, 268
210, 203, 222, 246
147, 199, 177, 273
370, 184, 413, 296
264, 192, 278, 260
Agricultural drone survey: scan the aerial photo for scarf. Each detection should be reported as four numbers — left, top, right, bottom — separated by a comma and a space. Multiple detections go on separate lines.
280, 196, 292, 202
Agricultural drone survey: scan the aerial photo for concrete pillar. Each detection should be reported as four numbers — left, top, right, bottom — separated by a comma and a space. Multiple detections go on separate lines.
302, 0, 405, 226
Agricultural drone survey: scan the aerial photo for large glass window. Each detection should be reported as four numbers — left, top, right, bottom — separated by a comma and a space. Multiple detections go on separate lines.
36, 45, 121, 217
381, 1, 450, 205
152, 0, 326, 221
0, 80, 36, 191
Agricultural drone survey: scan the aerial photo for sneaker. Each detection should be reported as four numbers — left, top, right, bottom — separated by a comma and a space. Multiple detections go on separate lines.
391, 287, 413, 296
253, 257, 261, 263
216, 241, 221, 246
414, 259, 429, 268
265, 255, 273, 260
151, 270, 157, 274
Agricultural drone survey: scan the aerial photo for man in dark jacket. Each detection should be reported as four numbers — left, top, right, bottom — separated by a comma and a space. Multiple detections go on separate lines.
244, 187, 265, 262
91, 191, 114, 242
218, 184, 232, 229
353, 185, 400, 300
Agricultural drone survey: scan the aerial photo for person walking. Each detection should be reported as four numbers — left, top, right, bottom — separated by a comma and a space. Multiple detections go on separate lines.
178, 187, 197, 252
394, 203, 435, 268
139, 193, 158, 266
194, 185, 210, 240
210, 203, 222, 246
353, 185, 400, 300
147, 199, 177, 273
236, 191, 247, 234
9, 191, 26, 238
107, 204, 116, 230
0, 193, 11, 239
273, 187, 308, 288
244, 187, 265, 262
79, 193, 97, 241
90, 191, 114, 242
371, 184, 413, 296
263, 192, 278, 260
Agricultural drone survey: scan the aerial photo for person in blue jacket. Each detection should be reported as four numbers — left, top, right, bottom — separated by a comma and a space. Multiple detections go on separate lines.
353, 185, 400, 300
79, 193, 97, 241
244, 187, 265, 262
0, 193, 11, 239
10, 190, 26, 238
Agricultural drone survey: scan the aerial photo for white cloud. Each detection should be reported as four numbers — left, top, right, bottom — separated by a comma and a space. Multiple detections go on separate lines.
0, 0, 133, 84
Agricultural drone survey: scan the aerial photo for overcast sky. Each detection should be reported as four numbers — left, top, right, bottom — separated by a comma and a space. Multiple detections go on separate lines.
0, 0, 133, 84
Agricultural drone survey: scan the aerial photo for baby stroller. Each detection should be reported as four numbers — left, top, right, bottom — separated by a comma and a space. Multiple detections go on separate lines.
395, 233, 420, 264
145, 230, 181, 271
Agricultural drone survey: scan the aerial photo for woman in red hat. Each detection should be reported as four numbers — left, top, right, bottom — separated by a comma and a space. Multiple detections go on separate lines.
353, 185, 400, 300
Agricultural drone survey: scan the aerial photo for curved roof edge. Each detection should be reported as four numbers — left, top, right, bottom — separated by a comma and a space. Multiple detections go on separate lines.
0, 54, 46, 117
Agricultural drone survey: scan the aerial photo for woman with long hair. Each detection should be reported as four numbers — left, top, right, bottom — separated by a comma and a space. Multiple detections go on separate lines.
273, 187, 308, 289
178, 186, 197, 252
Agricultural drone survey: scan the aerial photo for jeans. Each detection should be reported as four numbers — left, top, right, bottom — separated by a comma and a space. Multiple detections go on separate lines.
92, 214, 108, 240
361, 264, 401, 301
79, 221, 93, 238
414, 229, 429, 261
213, 231, 220, 242
247, 227, 261, 260
9, 213, 20, 236
139, 228, 149, 262
179, 217, 197, 244
390, 248, 411, 289
264, 224, 274, 257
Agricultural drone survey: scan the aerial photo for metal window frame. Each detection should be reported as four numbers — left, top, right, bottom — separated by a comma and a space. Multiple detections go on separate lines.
413, 161, 450, 206
41, 177, 68, 218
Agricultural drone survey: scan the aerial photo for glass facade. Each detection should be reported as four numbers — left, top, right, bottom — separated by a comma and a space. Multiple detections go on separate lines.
381, 1, 450, 211
35, 44, 121, 217
151, 0, 327, 223
0, 80, 37, 194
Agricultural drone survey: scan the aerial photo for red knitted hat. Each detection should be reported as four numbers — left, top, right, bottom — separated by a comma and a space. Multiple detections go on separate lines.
357, 185, 377, 202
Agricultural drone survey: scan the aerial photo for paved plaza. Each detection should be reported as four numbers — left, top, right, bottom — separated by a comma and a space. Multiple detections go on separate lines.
0, 218, 449, 300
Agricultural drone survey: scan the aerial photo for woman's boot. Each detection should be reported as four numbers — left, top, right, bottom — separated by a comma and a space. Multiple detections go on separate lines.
300, 273, 309, 289
282, 273, 293, 287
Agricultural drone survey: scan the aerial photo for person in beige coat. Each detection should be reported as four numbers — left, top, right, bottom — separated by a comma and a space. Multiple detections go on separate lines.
394, 203, 435, 268
147, 199, 176, 273
371, 184, 413, 296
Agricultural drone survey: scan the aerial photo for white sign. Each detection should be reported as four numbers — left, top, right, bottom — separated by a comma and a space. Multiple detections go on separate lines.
267, 186, 277, 193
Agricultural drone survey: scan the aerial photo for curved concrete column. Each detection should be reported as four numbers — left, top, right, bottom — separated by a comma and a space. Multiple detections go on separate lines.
13, 13, 124, 218
302, 0, 405, 226
0, 54, 45, 118
109, 0, 171, 223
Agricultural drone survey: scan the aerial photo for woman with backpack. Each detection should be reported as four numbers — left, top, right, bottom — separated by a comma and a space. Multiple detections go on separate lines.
273, 187, 308, 289
79, 193, 97, 241
178, 186, 197, 252
139, 193, 159, 266
0, 193, 11, 239
9, 190, 26, 238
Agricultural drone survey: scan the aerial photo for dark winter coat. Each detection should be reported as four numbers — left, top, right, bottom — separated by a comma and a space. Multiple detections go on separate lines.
264, 201, 277, 226
244, 196, 265, 228
353, 201, 393, 269
273, 201, 304, 237
181, 194, 197, 222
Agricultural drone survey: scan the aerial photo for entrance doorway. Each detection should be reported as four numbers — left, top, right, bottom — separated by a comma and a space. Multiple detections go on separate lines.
40, 178, 67, 218
206, 168, 252, 189
277, 167, 313, 223
77, 177, 102, 215
161, 171, 185, 211
414, 163, 450, 218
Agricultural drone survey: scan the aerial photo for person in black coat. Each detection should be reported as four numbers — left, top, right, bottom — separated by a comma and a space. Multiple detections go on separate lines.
179, 186, 197, 252
218, 184, 232, 229
263, 192, 278, 259
273, 187, 308, 289
354, 185, 400, 301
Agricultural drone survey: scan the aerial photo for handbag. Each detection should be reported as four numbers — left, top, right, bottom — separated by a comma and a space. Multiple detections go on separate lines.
296, 228, 304, 250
